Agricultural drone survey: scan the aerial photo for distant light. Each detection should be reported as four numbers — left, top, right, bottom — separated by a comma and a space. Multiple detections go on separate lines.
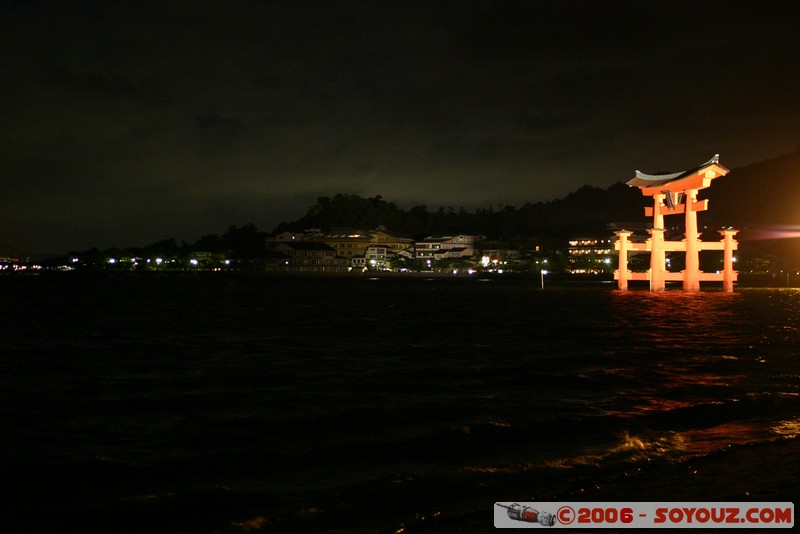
72, 258, 79, 263
190, 259, 198, 266
156, 258, 163, 264
108, 258, 116, 264
542, 270, 548, 275
224, 259, 230, 265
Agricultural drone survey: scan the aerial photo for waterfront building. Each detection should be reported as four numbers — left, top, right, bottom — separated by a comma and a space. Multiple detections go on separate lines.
305, 226, 414, 260
414, 235, 480, 260
369, 226, 415, 255
567, 235, 614, 274
268, 242, 347, 272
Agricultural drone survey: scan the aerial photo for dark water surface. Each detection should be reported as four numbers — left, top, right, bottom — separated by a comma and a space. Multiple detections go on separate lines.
2, 274, 799, 532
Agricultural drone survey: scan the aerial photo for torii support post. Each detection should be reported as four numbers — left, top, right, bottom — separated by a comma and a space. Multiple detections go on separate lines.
616, 230, 632, 290
649, 227, 666, 291
721, 229, 739, 292
648, 193, 666, 291
683, 188, 701, 292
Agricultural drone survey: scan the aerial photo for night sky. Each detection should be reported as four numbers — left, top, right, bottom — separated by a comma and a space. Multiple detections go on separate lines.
2, 1, 799, 253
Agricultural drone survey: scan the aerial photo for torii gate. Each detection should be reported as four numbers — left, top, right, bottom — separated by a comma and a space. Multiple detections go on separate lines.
615, 154, 738, 292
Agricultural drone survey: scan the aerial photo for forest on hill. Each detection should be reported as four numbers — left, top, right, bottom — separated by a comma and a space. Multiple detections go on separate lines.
273, 146, 800, 240
705, 147, 800, 227
273, 182, 649, 240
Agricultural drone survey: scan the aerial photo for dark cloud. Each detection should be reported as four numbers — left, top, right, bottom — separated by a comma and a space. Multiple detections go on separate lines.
1, 0, 799, 252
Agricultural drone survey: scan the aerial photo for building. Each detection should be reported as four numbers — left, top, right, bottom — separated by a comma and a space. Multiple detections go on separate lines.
267, 229, 323, 245
306, 226, 414, 260
305, 228, 372, 259
567, 236, 614, 274
267, 242, 347, 272
415, 235, 480, 260
369, 226, 415, 254
365, 244, 392, 268
478, 240, 524, 262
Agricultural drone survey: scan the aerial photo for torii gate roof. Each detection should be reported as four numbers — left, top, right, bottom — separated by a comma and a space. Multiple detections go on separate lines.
627, 154, 730, 195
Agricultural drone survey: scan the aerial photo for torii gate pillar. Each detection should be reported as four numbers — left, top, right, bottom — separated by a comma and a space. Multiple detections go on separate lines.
649, 227, 666, 291
616, 230, 632, 290
683, 188, 701, 291
721, 229, 739, 292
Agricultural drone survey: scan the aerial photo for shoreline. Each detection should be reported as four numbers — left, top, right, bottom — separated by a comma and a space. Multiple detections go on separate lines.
6, 269, 800, 293
5, 269, 798, 288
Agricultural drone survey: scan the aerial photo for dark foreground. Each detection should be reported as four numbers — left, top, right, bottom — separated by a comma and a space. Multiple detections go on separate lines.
248, 436, 800, 533
12, 436, 796, 533
23, 438, 800, 533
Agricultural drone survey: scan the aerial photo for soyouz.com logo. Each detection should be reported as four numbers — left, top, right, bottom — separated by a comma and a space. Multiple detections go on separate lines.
494, 502, 794, 528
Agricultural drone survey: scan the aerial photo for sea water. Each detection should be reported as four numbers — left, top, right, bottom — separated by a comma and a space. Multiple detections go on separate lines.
2, 274, 799, 532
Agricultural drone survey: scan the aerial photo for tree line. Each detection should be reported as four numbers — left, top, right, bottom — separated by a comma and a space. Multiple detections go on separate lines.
276, 182, 648, 239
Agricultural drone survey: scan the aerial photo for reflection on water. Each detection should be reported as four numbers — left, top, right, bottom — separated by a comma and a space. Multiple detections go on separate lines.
604, 395, 695, 417
545, 431, 691, 469
598, 289, 800, 459
608, 290, 748, 351
548, 416, 798, 470
678, 420, 771, 455
771, 416, 800, 438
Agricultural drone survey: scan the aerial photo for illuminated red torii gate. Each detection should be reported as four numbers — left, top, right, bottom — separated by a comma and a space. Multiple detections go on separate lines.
615, 154, 738, 292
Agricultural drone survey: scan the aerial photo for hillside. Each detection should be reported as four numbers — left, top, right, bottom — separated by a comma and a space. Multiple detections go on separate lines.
279, 148, 800, 239
278, 184, 650, 240
705, 147, 800, 227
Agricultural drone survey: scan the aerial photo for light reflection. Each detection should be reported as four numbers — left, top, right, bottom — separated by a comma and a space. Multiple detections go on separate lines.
471, 290, 800, 479
604, 396, 695, 418
471, 418, 786, 475
544, 431, 690, 469
677, 420, 769, 455
770, 417, 800, 438
550, 420, 782, 470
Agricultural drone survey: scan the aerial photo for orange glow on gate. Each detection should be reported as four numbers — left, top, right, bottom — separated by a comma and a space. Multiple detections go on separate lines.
615, 155, 738, 292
